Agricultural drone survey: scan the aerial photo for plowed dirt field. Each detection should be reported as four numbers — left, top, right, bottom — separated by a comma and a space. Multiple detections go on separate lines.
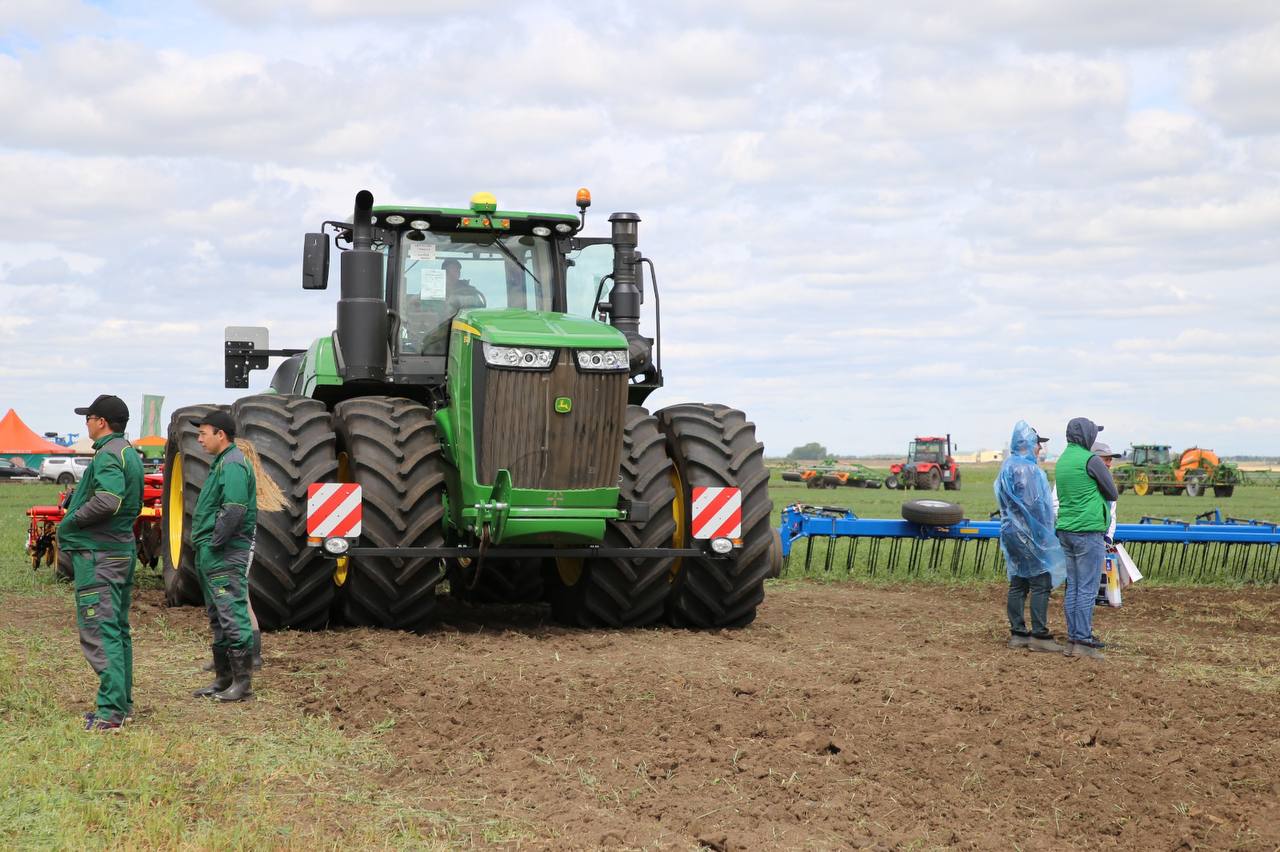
11, 581, 1280, 849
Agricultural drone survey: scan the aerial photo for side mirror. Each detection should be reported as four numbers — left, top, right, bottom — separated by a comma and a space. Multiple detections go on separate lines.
303, 232, 330, 290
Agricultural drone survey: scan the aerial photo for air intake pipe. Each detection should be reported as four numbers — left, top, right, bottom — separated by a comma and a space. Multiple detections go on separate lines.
606, 211, 654, 374
337, 190, 389, 381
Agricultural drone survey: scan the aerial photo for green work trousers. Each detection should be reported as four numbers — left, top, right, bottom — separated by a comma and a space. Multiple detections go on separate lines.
71, 549, 136, 724
196, 543, 254, 650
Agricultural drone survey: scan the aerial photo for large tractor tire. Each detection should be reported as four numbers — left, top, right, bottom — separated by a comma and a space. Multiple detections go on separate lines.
944, 471, 961, 491
232, 394, 339, 630
884, 474, 900, 490
161, 404, 223, 607
658, 403, 777, 629
926, 468, 942, 490
334, 397, 446, 632
544, 406, 678, 628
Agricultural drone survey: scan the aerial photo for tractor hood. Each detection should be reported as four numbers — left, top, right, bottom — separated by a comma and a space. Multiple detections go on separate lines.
455, 308, 627, 349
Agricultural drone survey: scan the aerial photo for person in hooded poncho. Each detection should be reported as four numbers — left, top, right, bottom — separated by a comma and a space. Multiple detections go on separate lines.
994, 421, 1066, 652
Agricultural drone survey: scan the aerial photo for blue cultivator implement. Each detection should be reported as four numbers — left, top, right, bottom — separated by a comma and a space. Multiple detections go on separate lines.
780, 504, 1280, 583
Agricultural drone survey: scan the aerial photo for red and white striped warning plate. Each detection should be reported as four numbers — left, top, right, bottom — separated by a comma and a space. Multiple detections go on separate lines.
691, 486, 741, 539
307, 483, 362, 538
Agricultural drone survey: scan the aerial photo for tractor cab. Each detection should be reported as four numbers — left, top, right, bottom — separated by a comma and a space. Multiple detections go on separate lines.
1131, 444, 1171, 466
908, 438, 947, 465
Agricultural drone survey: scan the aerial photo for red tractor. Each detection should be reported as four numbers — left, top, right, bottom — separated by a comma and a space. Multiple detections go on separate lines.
886, 435, 960, 491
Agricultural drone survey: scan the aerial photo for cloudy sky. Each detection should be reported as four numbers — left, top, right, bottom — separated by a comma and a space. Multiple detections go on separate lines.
2, 1, 1279, 456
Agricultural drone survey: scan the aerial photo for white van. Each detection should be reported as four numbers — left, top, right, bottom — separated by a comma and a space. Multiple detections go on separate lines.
39, 456, 92, 485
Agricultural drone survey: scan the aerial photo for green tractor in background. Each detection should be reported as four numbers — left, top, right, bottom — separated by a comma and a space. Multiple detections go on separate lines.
1111, 444, 1241, 497
162, 190, 780, 632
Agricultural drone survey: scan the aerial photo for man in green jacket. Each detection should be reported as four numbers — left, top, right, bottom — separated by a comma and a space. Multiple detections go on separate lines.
58, 395, 144, 732
1055, 417, 1119, 660
190, 410, 257, 702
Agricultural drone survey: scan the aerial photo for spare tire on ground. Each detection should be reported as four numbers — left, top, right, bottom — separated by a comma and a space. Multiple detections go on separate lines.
901, 499, 964, 526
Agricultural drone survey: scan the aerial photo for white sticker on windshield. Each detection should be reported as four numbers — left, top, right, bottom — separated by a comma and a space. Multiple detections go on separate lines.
407, 243, 437, 261
420, 268, 447, 300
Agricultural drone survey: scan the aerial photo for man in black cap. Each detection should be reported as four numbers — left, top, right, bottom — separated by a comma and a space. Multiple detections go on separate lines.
58, 394, 144, 732
190, 410, 258, 702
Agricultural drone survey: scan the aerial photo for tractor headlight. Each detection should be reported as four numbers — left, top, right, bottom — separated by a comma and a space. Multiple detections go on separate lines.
710, 536, 735, 555
322, 536, 351, 555
483, 342, 555, 369
575, 349, 629, 372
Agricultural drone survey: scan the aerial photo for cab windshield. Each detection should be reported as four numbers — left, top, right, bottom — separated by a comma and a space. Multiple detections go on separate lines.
396, 231, 556, 355
909, 442, 944, 463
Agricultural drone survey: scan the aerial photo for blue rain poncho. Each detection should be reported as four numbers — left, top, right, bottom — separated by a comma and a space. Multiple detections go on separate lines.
994, 420, 1066, 587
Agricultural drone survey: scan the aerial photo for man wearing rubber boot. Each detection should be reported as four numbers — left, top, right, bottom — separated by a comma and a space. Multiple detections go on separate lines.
191, 411, 257, 702
994, 421, 1066, 653
58, 395, 144, 732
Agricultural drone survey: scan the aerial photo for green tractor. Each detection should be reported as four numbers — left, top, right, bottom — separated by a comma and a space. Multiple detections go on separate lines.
162, 190, 779, 631
1111, 444, 1241, 497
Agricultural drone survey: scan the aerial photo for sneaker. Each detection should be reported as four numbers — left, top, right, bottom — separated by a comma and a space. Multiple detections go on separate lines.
1028, 635, 1065, 653
1085, 635, 1107, 650
86, 718, 122, 733
1007, 633, 1031, 649
1064, 641, 1104, 661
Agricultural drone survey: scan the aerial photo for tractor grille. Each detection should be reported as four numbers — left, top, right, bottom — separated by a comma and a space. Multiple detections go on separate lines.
476, 350, 627, 489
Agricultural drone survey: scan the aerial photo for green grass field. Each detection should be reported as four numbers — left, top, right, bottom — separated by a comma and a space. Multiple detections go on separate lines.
0, 483, 516, 849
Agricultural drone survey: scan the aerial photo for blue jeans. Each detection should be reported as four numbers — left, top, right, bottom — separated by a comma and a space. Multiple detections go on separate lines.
1058, 531, 1105, 642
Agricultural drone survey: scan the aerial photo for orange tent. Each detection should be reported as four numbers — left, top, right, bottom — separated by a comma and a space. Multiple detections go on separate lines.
0, 409, 74, 455
133, 435, 167, 448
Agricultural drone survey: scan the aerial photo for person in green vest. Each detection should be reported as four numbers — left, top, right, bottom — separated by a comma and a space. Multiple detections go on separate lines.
190, 410, 260, 702
57, 394, 144, 732
1054, 417, 1118, 660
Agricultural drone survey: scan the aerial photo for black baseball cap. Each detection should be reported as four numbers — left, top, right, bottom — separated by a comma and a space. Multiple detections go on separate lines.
196, 410, 237, 440
75, 394, 129, 424
1030, 427, 1050, 443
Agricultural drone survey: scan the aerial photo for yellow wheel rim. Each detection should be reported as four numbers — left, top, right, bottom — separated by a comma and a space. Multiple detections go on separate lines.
556, 557, 584, 586
167, 452, 184, 566
669, 467, 688, 582
1134, 472, 1150, 496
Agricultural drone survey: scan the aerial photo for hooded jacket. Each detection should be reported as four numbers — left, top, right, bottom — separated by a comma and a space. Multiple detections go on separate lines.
994, 421, 1066, 586
1056, 417, 1118, 532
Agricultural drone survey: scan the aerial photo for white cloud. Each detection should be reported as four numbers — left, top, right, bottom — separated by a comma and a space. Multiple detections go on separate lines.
2, 2, 1279, 456
1190, 23, 1280, 135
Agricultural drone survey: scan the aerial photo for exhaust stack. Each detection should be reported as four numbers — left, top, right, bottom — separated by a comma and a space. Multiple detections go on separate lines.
606, 211, 653, 374
336, 190, 389, 382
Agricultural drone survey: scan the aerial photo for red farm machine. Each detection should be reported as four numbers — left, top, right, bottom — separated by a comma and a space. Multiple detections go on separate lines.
886, 434, 960, 491
26, 473, 165, 579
